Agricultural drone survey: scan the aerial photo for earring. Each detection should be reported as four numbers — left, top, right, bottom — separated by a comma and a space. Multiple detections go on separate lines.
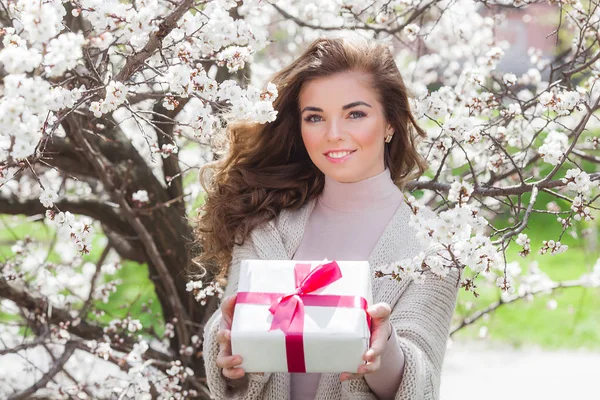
385, 134, 393, 143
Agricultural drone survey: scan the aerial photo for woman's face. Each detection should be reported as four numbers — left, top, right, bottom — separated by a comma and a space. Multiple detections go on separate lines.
298, 70, 393, 183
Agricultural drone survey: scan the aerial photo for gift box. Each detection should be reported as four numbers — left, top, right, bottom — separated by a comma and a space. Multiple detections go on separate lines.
230, 259, 373, 373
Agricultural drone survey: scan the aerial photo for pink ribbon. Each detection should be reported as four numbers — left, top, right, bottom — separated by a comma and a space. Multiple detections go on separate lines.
236, 261, 371, 373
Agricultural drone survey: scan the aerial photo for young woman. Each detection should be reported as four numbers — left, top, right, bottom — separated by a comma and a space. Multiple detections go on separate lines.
196, 35, 460, 400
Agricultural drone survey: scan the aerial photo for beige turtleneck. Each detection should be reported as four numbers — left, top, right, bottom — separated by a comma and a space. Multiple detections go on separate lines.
290, 167, 406, 400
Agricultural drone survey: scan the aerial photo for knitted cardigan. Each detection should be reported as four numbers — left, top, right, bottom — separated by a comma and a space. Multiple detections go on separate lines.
202, 196, 460, 400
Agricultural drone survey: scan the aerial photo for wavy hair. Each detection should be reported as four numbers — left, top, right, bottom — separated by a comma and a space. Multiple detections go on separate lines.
193, 35, 428, 280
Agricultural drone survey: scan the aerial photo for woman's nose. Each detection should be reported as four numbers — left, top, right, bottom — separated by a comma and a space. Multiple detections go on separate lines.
325, 120, 344, 141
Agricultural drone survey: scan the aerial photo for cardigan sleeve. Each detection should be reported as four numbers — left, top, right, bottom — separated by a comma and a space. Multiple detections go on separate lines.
202, 238, 272, 399
390, 266, 460, 400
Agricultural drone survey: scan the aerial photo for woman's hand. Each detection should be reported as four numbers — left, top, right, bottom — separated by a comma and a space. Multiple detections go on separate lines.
340, 302, 392, 382
216, 294, 248, 380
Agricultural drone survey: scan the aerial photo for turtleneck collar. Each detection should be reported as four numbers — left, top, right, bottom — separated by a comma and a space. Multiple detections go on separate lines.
319, 168, 402, 213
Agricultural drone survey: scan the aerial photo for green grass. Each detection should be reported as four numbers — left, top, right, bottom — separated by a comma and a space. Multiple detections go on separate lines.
450, 186, 600, 349
452, 247, 600, 350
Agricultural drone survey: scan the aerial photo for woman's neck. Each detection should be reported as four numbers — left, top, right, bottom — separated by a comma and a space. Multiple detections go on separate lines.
319, 168, 402, 213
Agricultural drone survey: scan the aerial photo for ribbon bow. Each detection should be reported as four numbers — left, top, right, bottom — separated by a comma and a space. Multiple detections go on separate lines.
268, 261, 342, 333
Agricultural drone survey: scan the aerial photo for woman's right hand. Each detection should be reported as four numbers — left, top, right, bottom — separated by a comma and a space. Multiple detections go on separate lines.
216, 294, 247, 380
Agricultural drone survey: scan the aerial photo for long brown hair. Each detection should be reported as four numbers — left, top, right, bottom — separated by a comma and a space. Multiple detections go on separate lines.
193, 35, 428, 280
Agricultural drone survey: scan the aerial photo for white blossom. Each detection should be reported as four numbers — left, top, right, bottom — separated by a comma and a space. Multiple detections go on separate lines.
581, 258, 600, 287
128, 319, 143, 333
448, 180, 474, 204
101, 262, 121, 275
48, 86, 84, 111
96, 342, 113, 361
519, 68, 542, 85
132, 190, 150, 204
570, 195, 594, 221
39, 187, 59, 208
538, 130, 568, 165
187, 280, 223, 305
403, 24, 420, 41
89, 81, 129, 117
43, 32, 85, 77
166, 64, 193, 95
561, 168, 592, 195
502, 73, 517, 85
516, 233, 531, 257
17, 0, 66, 44
0, 44, 43, 74
539, 239, 569, 255
539, 90, 580, 115
217, 46, 252, 72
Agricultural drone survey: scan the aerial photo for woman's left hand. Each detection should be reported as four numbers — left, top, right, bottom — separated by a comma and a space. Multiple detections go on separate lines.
340, 302, 392, 382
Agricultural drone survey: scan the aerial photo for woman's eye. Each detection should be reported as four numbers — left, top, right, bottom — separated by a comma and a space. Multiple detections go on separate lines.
303, 111, 365, 123
349, 111, 366, 119
304, 114, 322, 123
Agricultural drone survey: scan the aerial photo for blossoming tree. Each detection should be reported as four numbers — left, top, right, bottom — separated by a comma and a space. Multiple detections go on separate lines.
1, 0, 599, 398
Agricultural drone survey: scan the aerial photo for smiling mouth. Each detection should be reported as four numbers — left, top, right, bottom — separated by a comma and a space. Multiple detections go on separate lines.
324, 150, 357, 159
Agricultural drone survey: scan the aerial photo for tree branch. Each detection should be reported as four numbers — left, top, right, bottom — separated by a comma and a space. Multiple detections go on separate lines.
61, 113, 205, 328
0, 196, 132, 234
271, 1, 440, 34
0, 334, 49, 356
0, 278, 171, 362
406, 172, 600, 196
540, 98, 600, 183
153, 99, 189, 216
67, 119, 191, 352
7, 341, 78, 400
113, 0, 195, 82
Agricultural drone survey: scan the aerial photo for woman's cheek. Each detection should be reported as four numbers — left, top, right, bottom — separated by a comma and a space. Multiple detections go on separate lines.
302, 130, 322, 160
351, 124, 379, 149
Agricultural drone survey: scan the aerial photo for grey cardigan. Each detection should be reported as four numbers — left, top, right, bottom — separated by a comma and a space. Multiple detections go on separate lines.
202, 197, 460, 399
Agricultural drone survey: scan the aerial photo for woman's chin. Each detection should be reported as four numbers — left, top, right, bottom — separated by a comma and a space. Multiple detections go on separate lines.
323, 169, 360, 183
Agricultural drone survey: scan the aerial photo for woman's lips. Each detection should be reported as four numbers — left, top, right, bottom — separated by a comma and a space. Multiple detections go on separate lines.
324, 150, 356, 164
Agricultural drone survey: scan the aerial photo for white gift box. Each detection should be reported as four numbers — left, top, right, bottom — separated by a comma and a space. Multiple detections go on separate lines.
230, 259, 373, 373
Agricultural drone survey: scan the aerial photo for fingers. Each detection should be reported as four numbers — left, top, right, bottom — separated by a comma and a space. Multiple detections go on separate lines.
220, 294, 237, 328
358, 354, 381, 374
359, 330, 385, 375
216, 328, 246, 380
340, 351, 383, 382
367, 302, 391, 323
364, 327, 387, 363
340, 372, 363, 382
339, 302, 392, 382
365, 302, 391, 363
217, 328, 232, 356
216, 350, 242, 369
217, 352, 246, 379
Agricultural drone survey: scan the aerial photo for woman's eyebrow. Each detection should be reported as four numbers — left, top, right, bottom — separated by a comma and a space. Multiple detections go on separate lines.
342, 101, 372, 110
301, 101, 372, 114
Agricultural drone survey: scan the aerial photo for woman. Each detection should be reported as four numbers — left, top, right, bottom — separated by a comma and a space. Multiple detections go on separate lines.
196, 35, 460, 400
